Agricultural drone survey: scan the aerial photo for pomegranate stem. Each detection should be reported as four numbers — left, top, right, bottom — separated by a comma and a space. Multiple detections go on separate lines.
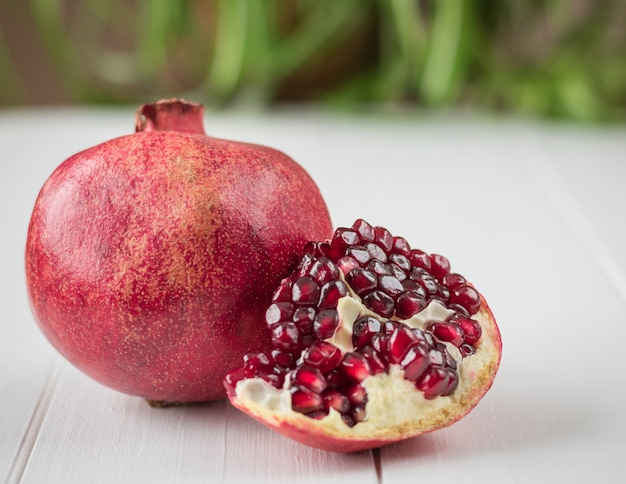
135, 98, 206, 135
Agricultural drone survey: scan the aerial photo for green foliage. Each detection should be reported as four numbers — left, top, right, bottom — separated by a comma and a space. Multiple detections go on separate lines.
14, 0, 626, 121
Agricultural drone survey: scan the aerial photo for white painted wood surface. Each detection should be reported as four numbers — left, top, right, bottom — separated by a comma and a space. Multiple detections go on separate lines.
1, 107, 625, 483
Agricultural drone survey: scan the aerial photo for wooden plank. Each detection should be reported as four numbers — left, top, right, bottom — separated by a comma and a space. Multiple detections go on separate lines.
19, 365, 378, 484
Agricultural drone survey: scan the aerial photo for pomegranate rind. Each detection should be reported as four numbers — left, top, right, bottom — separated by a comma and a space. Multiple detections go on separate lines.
228, 295, 500, 452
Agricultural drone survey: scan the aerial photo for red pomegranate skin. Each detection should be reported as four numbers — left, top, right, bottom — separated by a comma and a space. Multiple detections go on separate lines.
25, 99, 332, 403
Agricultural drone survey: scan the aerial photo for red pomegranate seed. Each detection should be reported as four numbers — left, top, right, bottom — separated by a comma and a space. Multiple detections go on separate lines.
366, 242, 388, 263
309, 257, 341, 285
452, 315, 482, 345
224, 367, 245, 394
302, 340, 342, 373
352, 219, 375, 242
272, 278, 292, 302
294, 254, 316, 278
292, 306, 316, 332
374, 226, 394, 252
292, 276, 321, 305
243, 351, 271, 376
367, 260, 392, 276
389, 253, 411, 272
391, 236, 411, 255
378, 275, 404, 298
429, 322, 466, 347
449, 284, 481, 315
400, 279, 425, 294
387, 325, 419, 364
347, 246, 371, 266
339, 353, 372, 383
459, 343, 475, 357
265, 302, 294, 325
443, 272, 466, 289
318, 280, 348, 308
360, 346, 387, 374
291, 386, 325, 413
292, 365, 327, 394
362, 290, 394, 318
313, 309, 339, 339
441, 370, 459, 396
270, 349, 294, 368
346, 268, 378, 296
409, 249, 431, 271
271, 321, 301, 351
410, 269, 439, 295
345, 383, 368, 405
396, 291, 428, 319
428, 346, 446, 366
429, 254, 451, 280
352, 316, 382, 348
400, 344, 429, 382
322, 389, 351, 414
390, 265, 407, 281
330, 229, 360, 259
257, 369, 285, 388
416, 366, 454, 399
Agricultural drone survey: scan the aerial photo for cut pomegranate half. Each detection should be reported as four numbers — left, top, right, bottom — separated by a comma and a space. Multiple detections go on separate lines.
225, 220, 502, 452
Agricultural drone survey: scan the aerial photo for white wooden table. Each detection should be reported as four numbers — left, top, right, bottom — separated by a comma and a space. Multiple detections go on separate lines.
2, 107, 625, 483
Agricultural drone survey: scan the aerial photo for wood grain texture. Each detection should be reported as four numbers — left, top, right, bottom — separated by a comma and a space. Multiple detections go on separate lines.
2, 110, 625, 483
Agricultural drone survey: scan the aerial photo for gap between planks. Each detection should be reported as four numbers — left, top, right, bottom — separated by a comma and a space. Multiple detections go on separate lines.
4, 361, 65, 484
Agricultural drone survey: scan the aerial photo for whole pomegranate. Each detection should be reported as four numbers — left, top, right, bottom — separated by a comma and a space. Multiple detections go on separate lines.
25, 98, 332, 405
225, 220, 502, 452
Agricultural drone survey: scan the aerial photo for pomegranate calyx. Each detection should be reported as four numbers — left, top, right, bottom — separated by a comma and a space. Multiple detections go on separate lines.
135, 98, 205, 135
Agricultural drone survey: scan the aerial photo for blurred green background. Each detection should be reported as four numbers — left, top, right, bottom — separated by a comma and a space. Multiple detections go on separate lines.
1, 0, 625, 122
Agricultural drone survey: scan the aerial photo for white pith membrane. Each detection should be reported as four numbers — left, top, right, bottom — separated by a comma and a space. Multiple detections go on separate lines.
231, 275, 500, 446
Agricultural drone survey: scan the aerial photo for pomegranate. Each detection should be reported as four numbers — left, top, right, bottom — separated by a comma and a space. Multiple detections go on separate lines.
225, 220, 501, 452
25, 98, 332, 405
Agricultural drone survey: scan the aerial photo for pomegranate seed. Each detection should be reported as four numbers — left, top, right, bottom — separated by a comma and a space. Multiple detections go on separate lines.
452, 315, 482, 345
339, 353, 372, 383
313, 309, 339, 339
400, 279, 425, 295
257, 370, 285, 388
346, 268, 378, 296
302, 341, 342, 373
409, 249, 431, 271
362, 290, 394, 318
389, 253, 411, 272
318, 280, 348, 308
442, 370, 459, 396
400, 344, 429, 382
448, 303, 470, 317
330, 229, 360, 259
292, 276, 320, 305
291, 386, 325, 413
391, 236, 411, 255
347, 246, 371, 266
352, 316, 382, 348
428, 346, 446, 366
243, 351, 272, 376
345, 383, 368, 405
429, 322, 466, 347
429, 254, 451, 280
390, 265, 407, 281
352, 219, 375, 242
387, 326, 419, 364
449, 284, 481, 315
416, 366, 454, 399
309, 257, 340, 286
366, 242, 388, 263
374, 226, 394, 252
410, 269, 438, 295
367, 260, 392, 276
322, 389, 350, 414
396, 291, 428, 319
270, 349, 294, 368
265, 302, 294, 325
224, 367, 245, 395
360, 346, 387, 374
292, 365, 327, 394
295, 254, 316, 278
459, 343, 475, 357
351, 404, 367, 423
336, 256, 359, 275
272, 278, 292, 302
443, 272, 466, 289
292, 307, 316, 332
271, 321, 300, 351
378, 275, 404, 298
